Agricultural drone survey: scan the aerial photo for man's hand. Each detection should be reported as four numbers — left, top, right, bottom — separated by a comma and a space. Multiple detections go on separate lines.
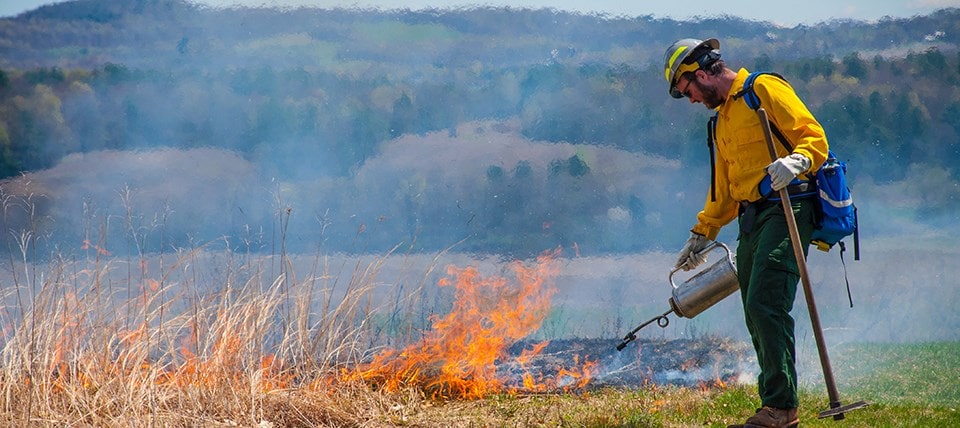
766, 153, 811, 191
675, 232, 710, 271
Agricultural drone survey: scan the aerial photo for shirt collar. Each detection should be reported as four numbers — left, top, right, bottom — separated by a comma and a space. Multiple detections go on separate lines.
717, 68, 751, 112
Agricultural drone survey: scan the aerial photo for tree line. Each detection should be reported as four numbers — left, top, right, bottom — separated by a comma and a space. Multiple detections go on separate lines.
1, 46, 957, 180
0, 2, 958, 255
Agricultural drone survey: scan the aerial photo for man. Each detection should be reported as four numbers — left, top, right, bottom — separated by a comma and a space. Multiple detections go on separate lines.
664, 38, 829, 428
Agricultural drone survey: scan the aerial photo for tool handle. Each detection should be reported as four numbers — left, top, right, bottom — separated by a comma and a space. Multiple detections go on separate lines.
757, 107, 844, 409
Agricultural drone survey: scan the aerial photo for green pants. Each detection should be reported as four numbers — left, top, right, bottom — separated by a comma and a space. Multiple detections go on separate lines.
736, 197, 815, 409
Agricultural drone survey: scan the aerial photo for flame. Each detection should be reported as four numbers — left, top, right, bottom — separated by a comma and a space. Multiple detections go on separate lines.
345, 248, 595, 399
698, 369, 729, 392
715, 376, 728, 389
37, 248, 601, 400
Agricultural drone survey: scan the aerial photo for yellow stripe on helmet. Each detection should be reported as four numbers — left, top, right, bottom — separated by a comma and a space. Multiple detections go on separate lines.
664, 45, 689, 83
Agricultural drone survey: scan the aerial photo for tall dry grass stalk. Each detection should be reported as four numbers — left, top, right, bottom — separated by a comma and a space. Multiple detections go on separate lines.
0, 190, 432, 427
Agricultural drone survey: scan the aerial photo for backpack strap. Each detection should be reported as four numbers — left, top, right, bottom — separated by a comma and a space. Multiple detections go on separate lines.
734, 71, 766, 110
839, 241, 854, 307
734, 71, 786, 109
735, 72, 793, 152
707, 114, 718, 202
853, 206, 860, 260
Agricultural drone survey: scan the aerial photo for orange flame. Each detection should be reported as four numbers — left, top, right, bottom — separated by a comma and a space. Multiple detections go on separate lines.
39, 248, 598, 399
345, 248, 595, 399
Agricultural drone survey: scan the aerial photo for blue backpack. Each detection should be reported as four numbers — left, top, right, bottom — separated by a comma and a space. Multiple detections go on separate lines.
812, 154, 858, 252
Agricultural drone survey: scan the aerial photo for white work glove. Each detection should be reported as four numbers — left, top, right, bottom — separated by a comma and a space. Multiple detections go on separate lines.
766, 153, 811, 191
675, 232, 710, 271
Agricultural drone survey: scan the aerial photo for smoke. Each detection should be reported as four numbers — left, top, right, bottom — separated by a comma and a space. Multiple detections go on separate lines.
0, 118, 697, 257
0, 117, 956, 346
0, 148, 266, 254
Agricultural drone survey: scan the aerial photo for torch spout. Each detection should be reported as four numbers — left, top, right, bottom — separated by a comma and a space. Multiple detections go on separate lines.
616, 309, 673, 351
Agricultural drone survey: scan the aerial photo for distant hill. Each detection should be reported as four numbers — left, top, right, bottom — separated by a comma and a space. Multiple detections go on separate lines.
0, 0, 958, 256
1, 0, 957, 70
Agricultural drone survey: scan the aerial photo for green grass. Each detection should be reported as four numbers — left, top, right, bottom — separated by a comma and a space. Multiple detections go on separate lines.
401, 382, 959, 427
833, 342, 960, 407
402, 341, 960, 427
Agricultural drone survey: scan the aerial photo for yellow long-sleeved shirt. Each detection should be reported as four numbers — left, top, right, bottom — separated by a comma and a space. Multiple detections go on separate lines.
690, 68, 830, 240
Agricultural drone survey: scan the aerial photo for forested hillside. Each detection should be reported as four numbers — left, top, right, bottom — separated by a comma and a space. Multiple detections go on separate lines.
0, 0, 958, 256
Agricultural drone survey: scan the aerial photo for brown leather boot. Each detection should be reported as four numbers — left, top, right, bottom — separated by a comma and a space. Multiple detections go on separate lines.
727, 406, 799, 428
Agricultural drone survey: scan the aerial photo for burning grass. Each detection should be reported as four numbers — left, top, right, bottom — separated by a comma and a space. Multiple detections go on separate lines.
0, 190, 954, 426
341, 248, 600, 399
0, 241, 599, 425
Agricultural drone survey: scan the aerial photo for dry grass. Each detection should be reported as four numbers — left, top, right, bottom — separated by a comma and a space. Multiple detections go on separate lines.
0, 189, 410, 426
0, 247, 399, 426
0, 215, 572, 426
10, 246, 954, 428
0, 192, 956, 428
0, 242, 566, 427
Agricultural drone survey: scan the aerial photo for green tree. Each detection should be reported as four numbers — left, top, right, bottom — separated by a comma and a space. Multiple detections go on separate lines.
893, 94, 927, 138
513, 160, 532, 179
345, 106, 388, 171
486, 165, 504, 182
101, 63, 130, 84
0, 123, 20, 177
754, 53, 773, 72
909, 47, 947, 78
791, 55, 835, 80
61, 81, 103, 153
7, 84, 73, 171
867, 91, 885, 119
482, 165, 507, 229
389, 92, 415, 138
177, 37, 189, 54
24, 67, 66, 86
566, 153, 590, 177
872, 54, 885, 71
548, 158, 565, 177
942, 101, 960, 136
842, 52, 868, 79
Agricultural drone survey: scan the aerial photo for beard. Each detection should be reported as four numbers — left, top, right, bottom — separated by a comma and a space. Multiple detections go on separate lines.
700, 83, 725, 109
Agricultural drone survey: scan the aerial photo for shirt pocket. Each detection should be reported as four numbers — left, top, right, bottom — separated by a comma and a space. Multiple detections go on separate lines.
728, 122, 771, 173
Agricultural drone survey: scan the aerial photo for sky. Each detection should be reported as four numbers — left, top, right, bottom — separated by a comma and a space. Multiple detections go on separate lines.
1, 0, 957, 25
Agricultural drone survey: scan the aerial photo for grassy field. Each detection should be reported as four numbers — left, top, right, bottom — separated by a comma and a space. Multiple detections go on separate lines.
3, 341, 956, 427
393, 341, 960, 427
0, 242, 956, 427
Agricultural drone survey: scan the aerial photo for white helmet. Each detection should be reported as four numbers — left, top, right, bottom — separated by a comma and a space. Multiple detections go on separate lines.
663, 38, 720, 98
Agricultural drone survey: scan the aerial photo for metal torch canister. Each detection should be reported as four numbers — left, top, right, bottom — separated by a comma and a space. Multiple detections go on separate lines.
616, 241, 739, 352
668, 242, 739, 319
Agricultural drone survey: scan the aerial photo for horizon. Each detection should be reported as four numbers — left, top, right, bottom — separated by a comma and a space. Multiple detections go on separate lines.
1, 0, 956, 26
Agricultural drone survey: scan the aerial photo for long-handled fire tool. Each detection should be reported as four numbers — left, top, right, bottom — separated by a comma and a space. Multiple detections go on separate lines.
616, 241, 739, 352
756, 107, 868, 420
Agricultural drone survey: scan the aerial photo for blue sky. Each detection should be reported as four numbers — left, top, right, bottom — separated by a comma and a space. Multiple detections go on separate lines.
2, 0, 957, 25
